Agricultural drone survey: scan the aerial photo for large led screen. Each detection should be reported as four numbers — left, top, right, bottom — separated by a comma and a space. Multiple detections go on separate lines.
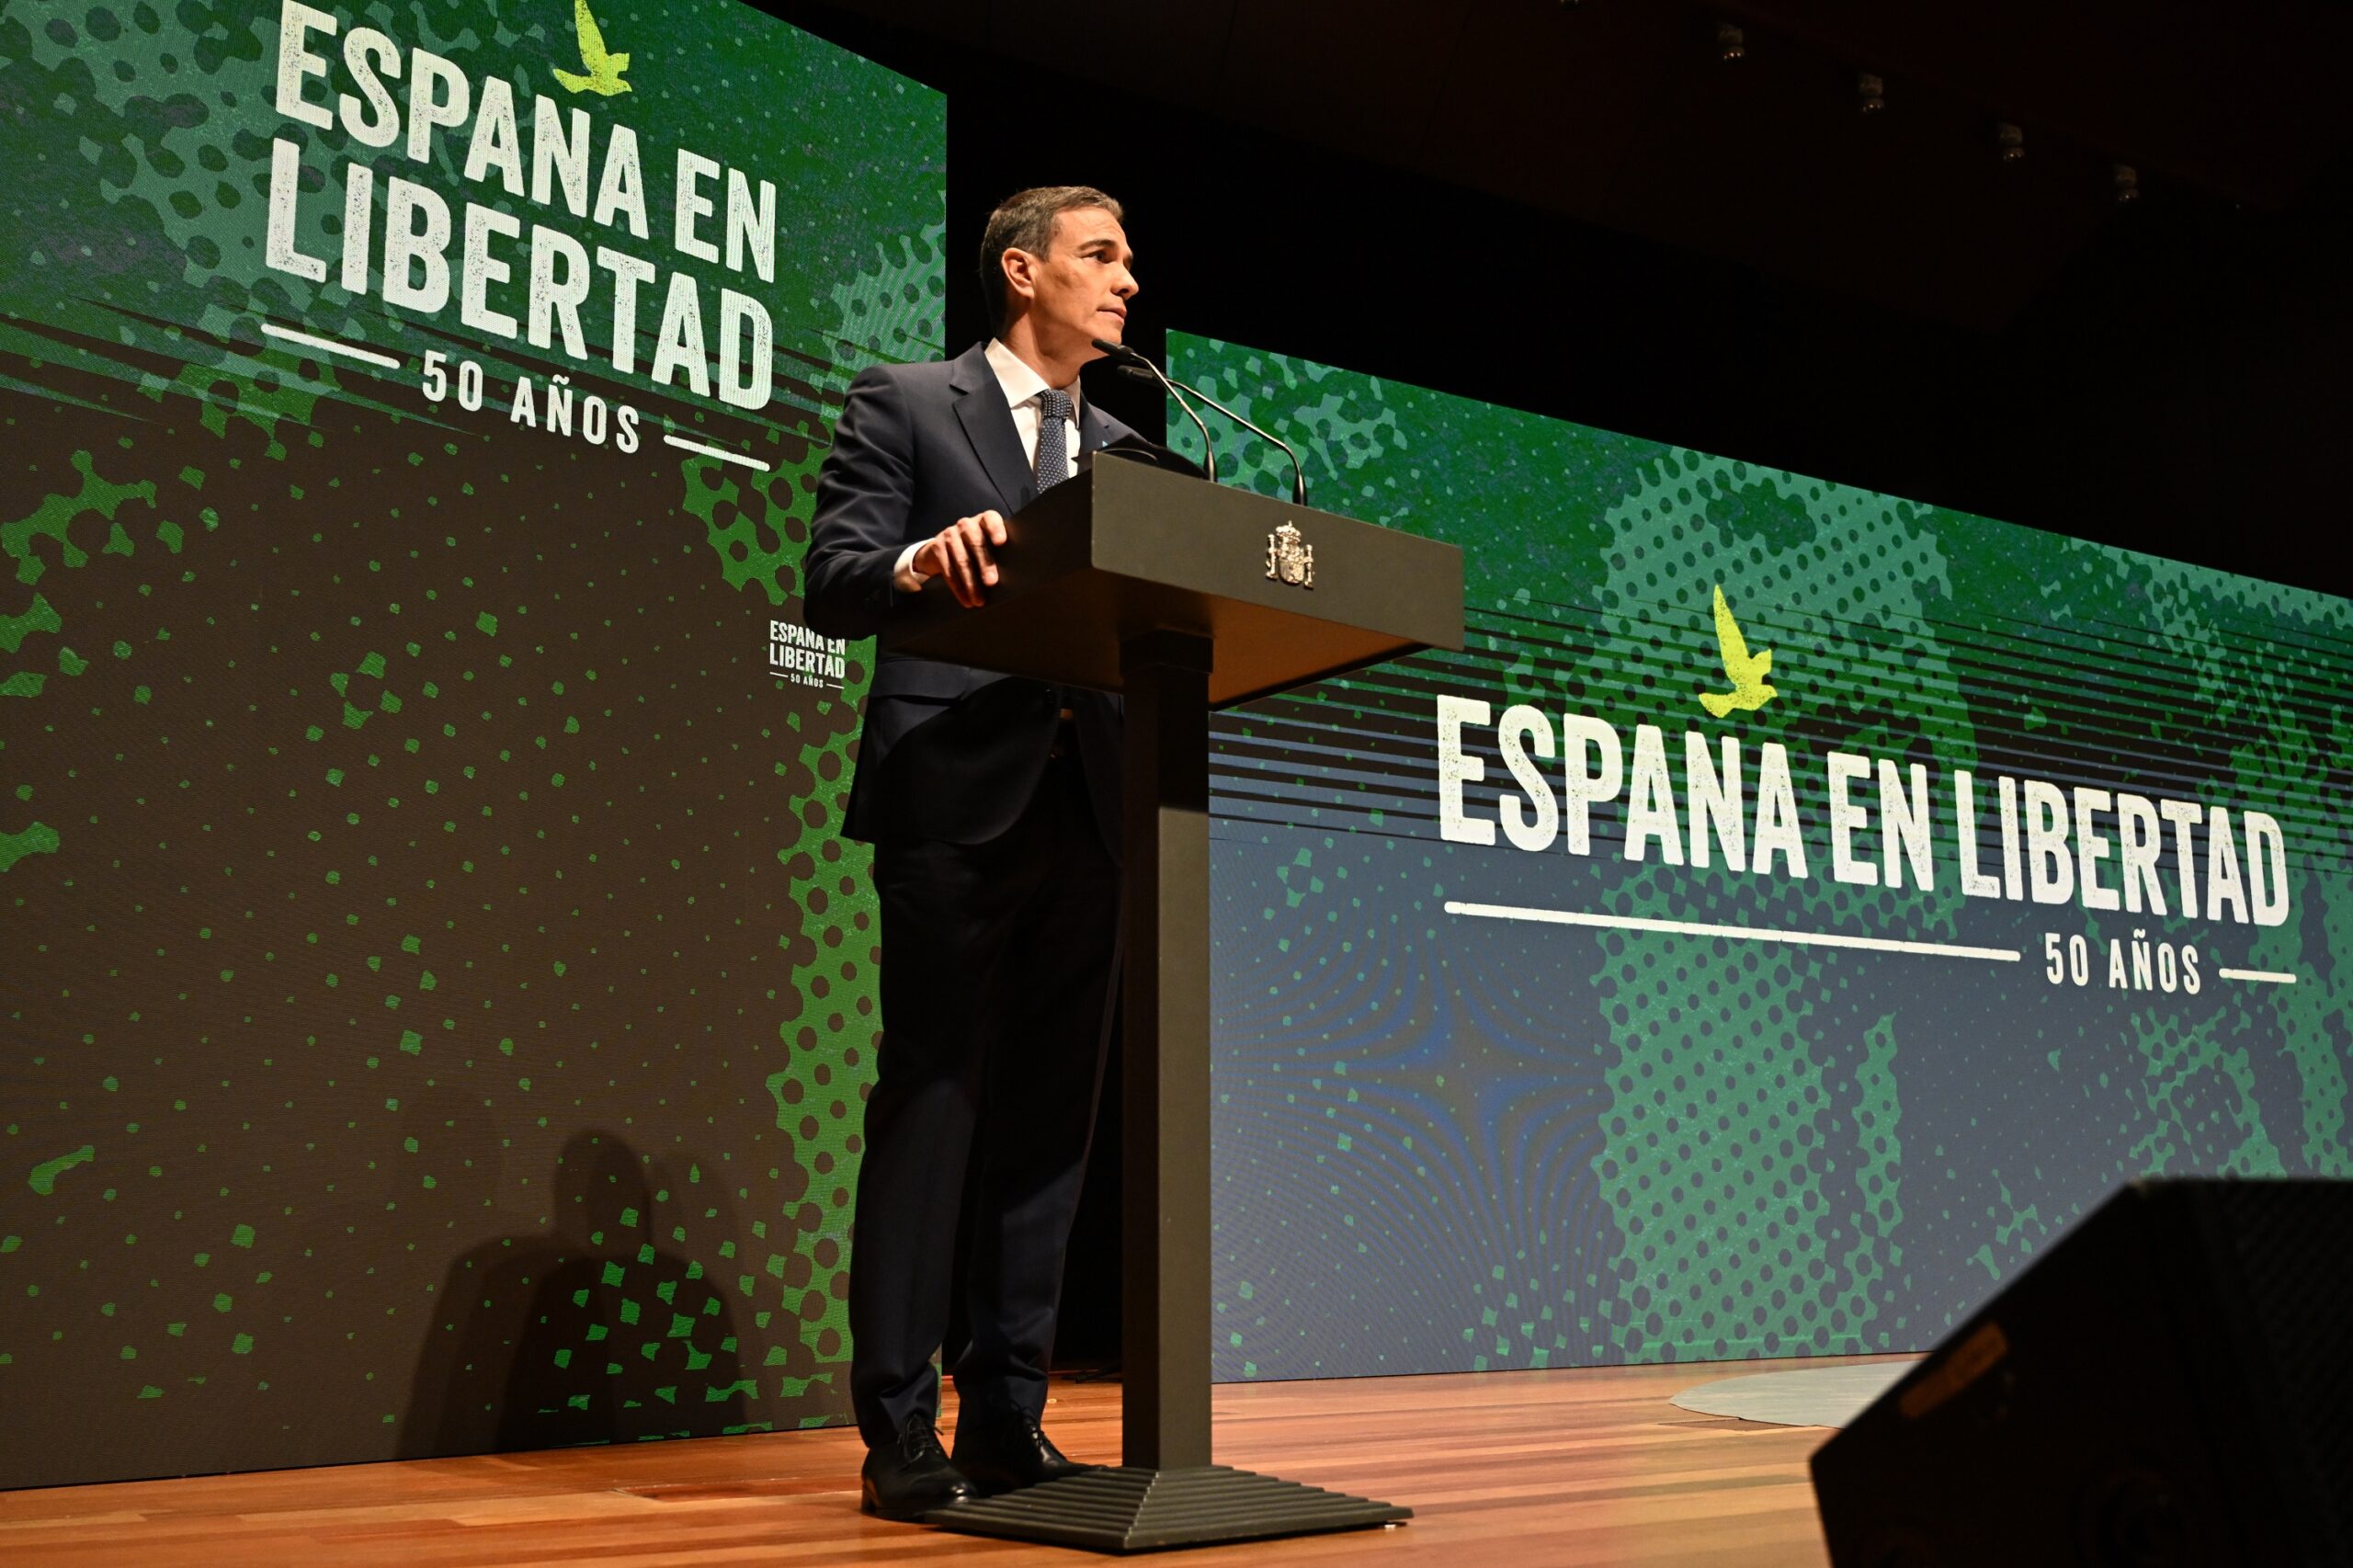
0, 0, 938, 1486
1170, 334, 2351, 1382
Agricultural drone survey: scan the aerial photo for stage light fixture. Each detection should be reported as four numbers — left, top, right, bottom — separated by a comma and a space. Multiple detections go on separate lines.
1715, 21, 1745, 62
1995, 121, 2024, 162
2113, 164, 2140, 203
1857, 72, 1885, 114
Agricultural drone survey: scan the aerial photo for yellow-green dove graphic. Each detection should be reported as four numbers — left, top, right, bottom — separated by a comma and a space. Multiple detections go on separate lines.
1699, 585, 1778, 717
553, 0, 631, 96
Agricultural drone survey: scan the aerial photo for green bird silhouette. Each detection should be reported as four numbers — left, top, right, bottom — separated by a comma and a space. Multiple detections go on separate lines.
552, 0, 631, 96
1699, 585, 1778, 717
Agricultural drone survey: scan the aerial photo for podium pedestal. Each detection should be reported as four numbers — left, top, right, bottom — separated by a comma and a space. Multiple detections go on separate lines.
938, 1465, 1409, 1553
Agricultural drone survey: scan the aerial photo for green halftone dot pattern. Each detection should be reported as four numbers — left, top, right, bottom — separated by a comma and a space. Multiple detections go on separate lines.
826, 225, 952, 402
679, 223, 946, 606
680, 218, 947, 631
6, 5, 385, 445
688, 445, 827, 608
1580, 454, 1969, 1362
1846, 1014, 1904, 1321
2254, 868, 2353, 1173
2127, 1009, 2284, 1175
2, 424, 897, 1464
2108, 555, 2353, 1177
1165, 348, 1407, 517
1174, 332, 2350, 1384
2, 447, 163, 708
1, 0, 941, 1487
671, 223, 944, 1396
1966, 1174, 2052, 1287
767, 737, 876, 1390
1208, 831, 1449, 1377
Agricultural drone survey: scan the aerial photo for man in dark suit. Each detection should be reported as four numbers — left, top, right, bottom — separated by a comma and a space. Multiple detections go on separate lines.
801, 187, 1138, 1520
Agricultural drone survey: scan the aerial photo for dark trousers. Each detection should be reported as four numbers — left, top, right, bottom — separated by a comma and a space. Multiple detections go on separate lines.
847, 750, 1119, 1448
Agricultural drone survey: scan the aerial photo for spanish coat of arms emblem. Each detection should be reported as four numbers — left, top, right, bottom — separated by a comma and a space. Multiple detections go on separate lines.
1265, 520, 1314, 588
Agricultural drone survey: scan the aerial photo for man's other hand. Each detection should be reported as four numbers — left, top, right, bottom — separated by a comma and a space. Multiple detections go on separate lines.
913, 511, 1007, 608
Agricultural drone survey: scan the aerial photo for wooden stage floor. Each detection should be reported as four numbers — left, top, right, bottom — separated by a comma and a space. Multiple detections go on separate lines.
1, 1355, 1909, 1566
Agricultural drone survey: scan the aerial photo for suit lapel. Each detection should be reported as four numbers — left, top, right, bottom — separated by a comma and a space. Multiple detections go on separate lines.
1079, 399, 1120, 456
949, 343, 1034, 514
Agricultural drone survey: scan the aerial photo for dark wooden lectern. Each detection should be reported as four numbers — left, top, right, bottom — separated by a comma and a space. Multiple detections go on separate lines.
884, 455, 1464, 1552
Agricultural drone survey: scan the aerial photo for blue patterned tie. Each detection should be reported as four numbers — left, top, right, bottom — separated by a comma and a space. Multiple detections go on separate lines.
1034, 388, 1074, 490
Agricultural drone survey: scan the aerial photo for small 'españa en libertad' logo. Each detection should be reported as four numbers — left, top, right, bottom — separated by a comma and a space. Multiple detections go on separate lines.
1699, 585, 1777, 717
770, 619, 846, 689
553, 0, 631, 96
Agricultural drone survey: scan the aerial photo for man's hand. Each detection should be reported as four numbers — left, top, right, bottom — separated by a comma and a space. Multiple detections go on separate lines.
912, 510, 1008, 608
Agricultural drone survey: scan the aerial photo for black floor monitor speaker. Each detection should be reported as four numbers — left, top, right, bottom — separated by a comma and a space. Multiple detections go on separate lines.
1811, 1177, 2350, 1567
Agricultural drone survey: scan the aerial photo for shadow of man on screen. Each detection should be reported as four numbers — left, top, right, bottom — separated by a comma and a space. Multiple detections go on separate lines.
400, 1130, 748, 1457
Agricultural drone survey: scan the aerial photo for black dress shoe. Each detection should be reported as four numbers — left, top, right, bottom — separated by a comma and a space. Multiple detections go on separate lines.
950, 1399, 1097, 1495
860, 1414, 976, 1520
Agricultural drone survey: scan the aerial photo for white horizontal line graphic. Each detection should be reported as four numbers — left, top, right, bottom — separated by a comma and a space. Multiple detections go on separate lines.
663, 432, 771, 472
1444, 900, 2020, 962
258, 321, 401, 369
2217, 968, 2298, 984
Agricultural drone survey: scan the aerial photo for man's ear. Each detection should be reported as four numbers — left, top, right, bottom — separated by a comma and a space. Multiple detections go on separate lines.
1001, 247, 1039, 309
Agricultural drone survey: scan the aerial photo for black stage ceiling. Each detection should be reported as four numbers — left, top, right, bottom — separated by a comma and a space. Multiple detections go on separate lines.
767, 0, 2352, 614
779, 0, 2353, 333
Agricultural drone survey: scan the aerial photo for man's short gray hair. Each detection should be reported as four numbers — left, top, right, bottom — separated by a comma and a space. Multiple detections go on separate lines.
978, 186, 1124, 335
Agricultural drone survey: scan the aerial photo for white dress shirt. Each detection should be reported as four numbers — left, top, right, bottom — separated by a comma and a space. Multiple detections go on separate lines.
891, 339, 1083, 592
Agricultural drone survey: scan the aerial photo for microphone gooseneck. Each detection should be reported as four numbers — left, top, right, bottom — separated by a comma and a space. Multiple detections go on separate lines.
1108, 355, 1308, 507
1166, 375, 1308, 509
1092, 337, 1216, 485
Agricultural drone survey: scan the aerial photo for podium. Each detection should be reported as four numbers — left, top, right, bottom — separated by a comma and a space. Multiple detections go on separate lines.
884, 455, 1463, 1551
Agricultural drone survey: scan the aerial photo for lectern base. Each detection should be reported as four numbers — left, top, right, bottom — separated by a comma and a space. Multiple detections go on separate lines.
926, 1464, 1410, 1553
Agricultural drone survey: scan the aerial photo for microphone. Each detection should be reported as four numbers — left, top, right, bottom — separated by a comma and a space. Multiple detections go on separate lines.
1120, 365, 1309, 508
1091, 337, 1216, 485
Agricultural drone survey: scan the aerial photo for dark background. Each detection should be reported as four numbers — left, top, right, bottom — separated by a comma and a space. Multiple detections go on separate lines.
758, 0, 2353, 1367
764, 0, 2351, 601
